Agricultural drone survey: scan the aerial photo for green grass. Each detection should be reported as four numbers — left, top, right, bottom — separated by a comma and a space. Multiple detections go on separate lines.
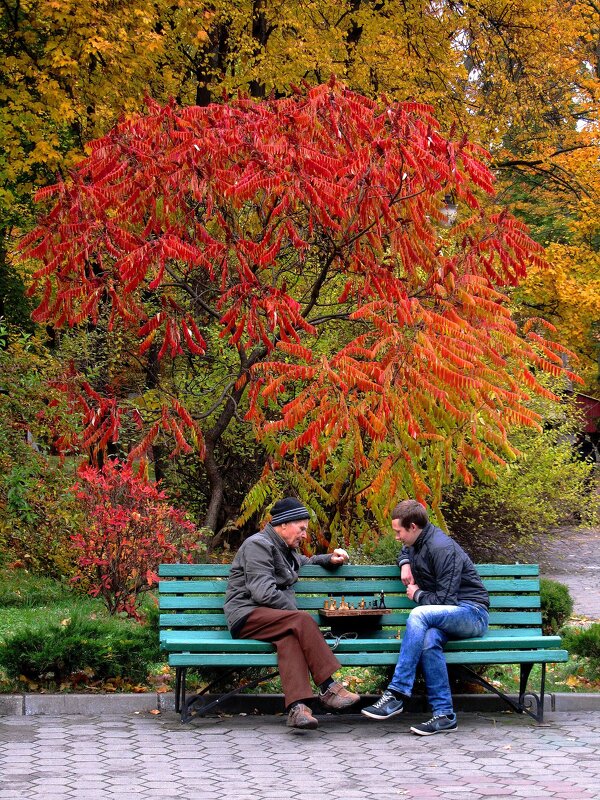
0, 568, 76, 608
0, 569, 107, 643
0, 598, 106, 643
0, 569, 165, 692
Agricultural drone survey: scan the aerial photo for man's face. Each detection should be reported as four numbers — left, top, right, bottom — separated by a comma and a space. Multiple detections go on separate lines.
276, 519, 309, 549
392, 519, 422, 546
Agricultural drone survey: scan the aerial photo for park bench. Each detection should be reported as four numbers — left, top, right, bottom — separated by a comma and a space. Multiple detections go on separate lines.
158, 563, 568, 724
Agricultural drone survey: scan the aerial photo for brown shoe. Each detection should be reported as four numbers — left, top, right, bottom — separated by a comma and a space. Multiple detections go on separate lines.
286, 703, 318, 729
318, 681, 360, 710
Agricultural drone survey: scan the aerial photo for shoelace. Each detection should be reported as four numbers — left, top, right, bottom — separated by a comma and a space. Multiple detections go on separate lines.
323, 630, 358, 650
373, 691, 396, 709
424, 714, 452, 724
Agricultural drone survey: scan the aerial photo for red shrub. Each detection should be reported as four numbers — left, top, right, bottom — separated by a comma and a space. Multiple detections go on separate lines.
71, 459, 205, 619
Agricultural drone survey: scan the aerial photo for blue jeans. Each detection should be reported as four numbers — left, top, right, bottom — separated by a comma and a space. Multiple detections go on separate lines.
389, 602, 489, 716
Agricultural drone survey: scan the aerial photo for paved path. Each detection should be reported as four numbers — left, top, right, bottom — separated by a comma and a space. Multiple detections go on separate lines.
1, 710, 600, 800
531, 527, 600, 620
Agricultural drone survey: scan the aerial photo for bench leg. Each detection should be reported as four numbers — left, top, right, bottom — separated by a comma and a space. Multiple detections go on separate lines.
175, 668, 186, 714
458, 664, 547, 724
181, 669, 280, 723
518, 662, 546, 723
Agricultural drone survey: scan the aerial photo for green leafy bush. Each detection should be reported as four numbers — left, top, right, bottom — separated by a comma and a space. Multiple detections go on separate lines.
0, 339, 82, 578
562, 624, 600, 676
540, 578, 574, 635
441, 391, 598, 562
0, 612, 162, 685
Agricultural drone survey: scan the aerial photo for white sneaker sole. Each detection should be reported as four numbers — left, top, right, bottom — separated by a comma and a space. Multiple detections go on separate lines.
361, 706, 404, 720
410, 724, 457, 735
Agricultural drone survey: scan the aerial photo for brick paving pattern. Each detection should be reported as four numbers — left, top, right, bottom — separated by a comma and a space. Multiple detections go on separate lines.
533, 527, 600, 620
2, 710, 600, 800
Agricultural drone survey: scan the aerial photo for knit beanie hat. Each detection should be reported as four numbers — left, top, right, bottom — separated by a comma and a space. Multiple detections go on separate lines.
270, 497, 310, 526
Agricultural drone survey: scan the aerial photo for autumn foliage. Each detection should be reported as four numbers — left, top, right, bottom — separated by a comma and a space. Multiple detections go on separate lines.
22, 82, 580, 539
71, 460, 204, 619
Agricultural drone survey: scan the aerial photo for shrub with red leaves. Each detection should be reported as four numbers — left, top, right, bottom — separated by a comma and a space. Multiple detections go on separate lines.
71, 459, 205, 619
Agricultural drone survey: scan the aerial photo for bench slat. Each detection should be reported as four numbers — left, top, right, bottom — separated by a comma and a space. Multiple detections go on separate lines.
160, 633, 562, 653
168, 648, 567, 668
158, 577, 541, 592
158, 563, 540, 578
159, 594, 540, 612
158, 610, 543, 627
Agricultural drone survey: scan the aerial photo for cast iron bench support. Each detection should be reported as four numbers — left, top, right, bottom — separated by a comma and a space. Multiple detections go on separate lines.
177, 666, 280, 722
458, 662, 547, 723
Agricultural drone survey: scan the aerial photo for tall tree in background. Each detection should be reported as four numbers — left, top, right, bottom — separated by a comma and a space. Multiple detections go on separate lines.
22, 84, 579, 543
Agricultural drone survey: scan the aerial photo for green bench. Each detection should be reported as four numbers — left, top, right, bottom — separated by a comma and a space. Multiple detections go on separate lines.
158, 563, 568, 723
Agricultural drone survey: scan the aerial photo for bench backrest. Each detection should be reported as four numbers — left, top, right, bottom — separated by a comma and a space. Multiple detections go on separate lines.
159, 563, 544, 637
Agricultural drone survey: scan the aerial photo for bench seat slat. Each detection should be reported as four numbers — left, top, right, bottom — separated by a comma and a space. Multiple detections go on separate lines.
160, 633, 562, 653
168, 648, 568, 668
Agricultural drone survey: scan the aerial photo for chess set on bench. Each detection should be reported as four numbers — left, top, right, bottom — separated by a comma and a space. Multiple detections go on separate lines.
319, 592, 392, 617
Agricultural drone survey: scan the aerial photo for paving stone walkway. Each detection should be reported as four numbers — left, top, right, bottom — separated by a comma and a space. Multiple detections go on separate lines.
533, 527, 600, 620
1, 710, 600, 800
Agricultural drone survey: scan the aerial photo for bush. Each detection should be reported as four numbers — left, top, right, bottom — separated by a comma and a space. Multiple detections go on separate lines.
0, 338, 83, 579
562, 624, 600, 677
71, 460, 207, 619
0, 612, 162, 685
540, 578, 574, 634
441, 391, 598, 562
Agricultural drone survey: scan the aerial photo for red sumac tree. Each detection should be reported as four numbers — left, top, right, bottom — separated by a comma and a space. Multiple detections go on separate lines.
22, 80, 579, 544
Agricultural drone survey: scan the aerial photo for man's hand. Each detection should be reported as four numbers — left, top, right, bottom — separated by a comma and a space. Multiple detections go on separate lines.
400, 564, 414, 586
330, 548, 350, 565
406, 582, 420, 601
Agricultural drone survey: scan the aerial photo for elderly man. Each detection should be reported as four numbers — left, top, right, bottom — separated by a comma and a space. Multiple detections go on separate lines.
361, 499, 489, 735
224, 497, 360, 729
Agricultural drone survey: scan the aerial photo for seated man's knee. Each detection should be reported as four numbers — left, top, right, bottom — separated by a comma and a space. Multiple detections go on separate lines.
290, 609, 319, 631
422, 627, 446, 651
406, 605, 428, 628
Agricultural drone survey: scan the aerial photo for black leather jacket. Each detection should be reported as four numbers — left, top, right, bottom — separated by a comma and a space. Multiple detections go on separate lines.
397, 522, 489, 608
224, 523, 335, 635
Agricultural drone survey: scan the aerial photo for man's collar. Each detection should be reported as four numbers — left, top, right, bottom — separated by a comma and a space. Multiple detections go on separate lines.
264, 522, 293, 550
412, 521, 432, 549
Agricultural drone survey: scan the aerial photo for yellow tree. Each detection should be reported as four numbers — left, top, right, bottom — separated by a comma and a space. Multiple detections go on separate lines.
515, 141, 600, 386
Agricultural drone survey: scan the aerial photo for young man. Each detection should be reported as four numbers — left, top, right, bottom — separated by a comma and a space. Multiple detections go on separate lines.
361, 499, 489, 735
224, 497, 360, 729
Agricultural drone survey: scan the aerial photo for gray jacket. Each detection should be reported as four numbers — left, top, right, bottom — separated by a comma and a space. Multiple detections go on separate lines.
224, 523, 335, 635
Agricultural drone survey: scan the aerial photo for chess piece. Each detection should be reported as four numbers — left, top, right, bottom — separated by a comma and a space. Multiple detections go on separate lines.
379, 590, 386, 609
324, 599, 330, 610
340, 596, 348, 610
359, 598, 366, 609
330, 598, 337, 610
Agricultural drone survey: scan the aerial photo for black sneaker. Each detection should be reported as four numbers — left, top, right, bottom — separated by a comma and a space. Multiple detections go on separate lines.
410, 713, 457, 736
361, 690, 404, 720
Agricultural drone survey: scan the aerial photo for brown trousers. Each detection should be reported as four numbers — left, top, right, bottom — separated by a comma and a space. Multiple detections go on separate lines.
238, 607, 341, 708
